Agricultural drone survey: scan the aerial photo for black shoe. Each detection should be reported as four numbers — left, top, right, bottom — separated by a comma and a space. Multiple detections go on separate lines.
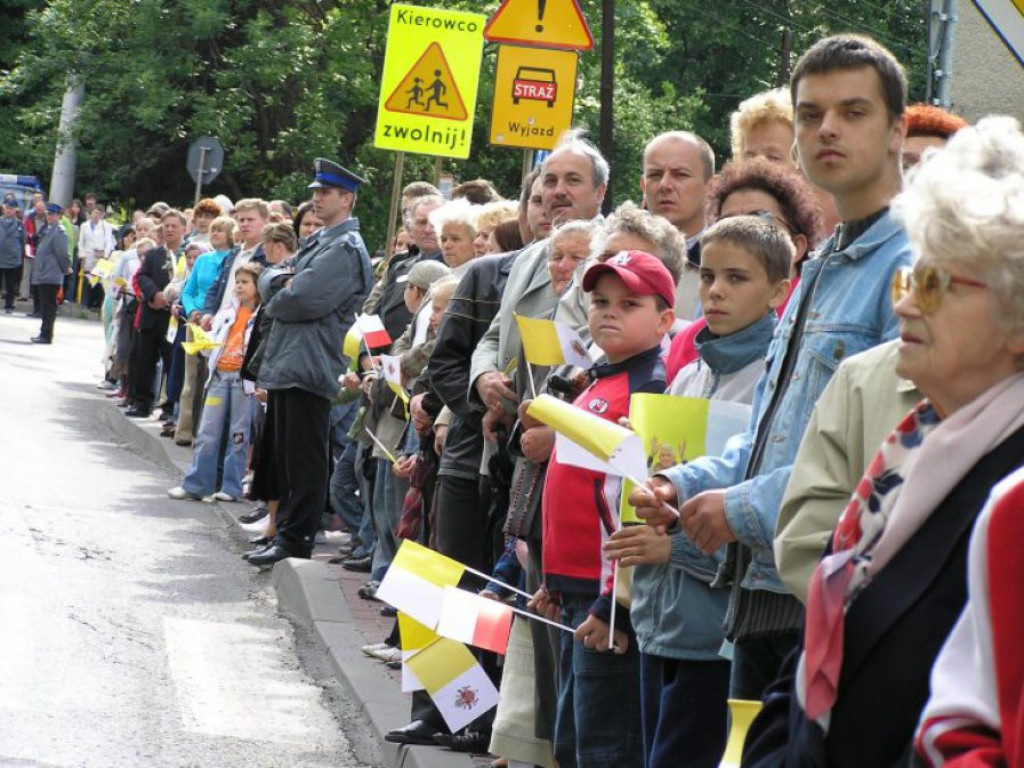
157, 408, 174, 421
380, 604, 398, 617
342, 555, 372, 573
124, 406, 151, 418
384, 720, 442, 746
248, 534, 272, 546
385, 658, 402, 670
238, 506, 269, 525
30, 336, 51, 344
241, 543, 272, 560
246, 542, 310, 566
432, 730, 491, 753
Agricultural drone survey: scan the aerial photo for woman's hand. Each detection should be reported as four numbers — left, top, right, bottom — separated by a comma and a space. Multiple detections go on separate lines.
604, 525, 672, 567
392, 454, 419, 478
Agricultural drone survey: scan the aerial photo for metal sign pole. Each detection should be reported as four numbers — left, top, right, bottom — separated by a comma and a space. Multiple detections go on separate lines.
193, 146, 208, 208
522, 149, 533, 185
384, 152, 406, 266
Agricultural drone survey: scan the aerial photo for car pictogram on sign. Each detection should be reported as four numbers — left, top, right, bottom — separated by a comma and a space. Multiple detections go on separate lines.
512, 66, 557, 107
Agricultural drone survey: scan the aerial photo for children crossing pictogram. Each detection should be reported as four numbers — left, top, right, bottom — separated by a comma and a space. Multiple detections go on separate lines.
385, 42, 468, 120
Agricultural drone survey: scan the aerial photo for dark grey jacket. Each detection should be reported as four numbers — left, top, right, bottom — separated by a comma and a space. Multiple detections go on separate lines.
0, 217, 25, 269
257, 217, 372, 401
30, 224, 70, 285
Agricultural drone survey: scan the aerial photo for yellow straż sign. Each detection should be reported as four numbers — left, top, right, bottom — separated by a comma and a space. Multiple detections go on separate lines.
374, 4, 486, 159
491, 45, 578, 151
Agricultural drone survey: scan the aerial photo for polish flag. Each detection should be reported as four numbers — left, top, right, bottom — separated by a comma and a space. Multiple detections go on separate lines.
356, 313, 392, 349
436, 586, 514, 655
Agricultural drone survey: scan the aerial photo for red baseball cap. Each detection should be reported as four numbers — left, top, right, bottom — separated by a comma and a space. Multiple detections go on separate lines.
582, 250, 676, 307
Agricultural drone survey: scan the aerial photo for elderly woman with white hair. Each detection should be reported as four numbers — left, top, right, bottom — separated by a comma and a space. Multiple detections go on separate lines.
429, 197, 480, 276
742, 116, 1024, 768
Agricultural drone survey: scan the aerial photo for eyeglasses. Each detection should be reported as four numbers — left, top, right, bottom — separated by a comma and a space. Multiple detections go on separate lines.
890, 264, 988, 314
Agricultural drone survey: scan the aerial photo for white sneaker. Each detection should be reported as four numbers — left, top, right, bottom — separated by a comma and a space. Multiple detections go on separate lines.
373, 647, 402, 664
361, 642, 391, 657
168, 486, 201, 500
212, 491, 237, 502
240, 517, 271, 534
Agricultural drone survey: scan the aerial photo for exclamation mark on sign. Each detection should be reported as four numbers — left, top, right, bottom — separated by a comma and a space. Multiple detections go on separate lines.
536, 0, 546, 32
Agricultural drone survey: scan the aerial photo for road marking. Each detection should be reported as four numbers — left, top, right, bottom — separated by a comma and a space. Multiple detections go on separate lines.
164, 616, 325, 745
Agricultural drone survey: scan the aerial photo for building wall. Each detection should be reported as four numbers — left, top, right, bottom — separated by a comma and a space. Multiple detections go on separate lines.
951, 1, 1024, 122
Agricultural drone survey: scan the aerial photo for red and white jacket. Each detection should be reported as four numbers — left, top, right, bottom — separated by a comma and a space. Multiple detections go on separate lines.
542, 345, 665, 605
916, 463, 1024, 767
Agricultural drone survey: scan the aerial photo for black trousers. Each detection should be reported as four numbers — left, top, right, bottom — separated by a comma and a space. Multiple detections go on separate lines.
434, 474, 491, 573
1, 268, 19, 309
131, 315, 170, 410
36, 284, 59, 339
266, 387, 331, 554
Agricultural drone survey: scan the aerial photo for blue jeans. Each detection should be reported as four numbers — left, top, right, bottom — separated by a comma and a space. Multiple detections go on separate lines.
370, 457, 408, 581
555, 593, 643, 768
640, 653, 730, 768
330, 440, 364, 542
182, 371, 252, 498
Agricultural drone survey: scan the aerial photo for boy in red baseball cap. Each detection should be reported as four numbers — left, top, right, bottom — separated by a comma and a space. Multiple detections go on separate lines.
525, 249, 675, 768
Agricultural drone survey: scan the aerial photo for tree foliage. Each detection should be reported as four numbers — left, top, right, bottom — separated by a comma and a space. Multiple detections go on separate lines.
0, 0, 927, 248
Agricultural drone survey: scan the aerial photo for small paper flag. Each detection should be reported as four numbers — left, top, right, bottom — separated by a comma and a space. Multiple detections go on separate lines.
405, 638, 499, 733
181, 323, 222, 356
380, 354, 409, 404
526, 394, 647, 483
376, 540, 466, 628
515, 314, 593, 369
398, 612, 439, 692
356, 313, 393, 349
436, 587, 514, 655
721, 699, 763, 767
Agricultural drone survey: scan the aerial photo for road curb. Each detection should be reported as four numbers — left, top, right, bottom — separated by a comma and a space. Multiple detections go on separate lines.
273, 559, 477, 768
99, 397, 478, 768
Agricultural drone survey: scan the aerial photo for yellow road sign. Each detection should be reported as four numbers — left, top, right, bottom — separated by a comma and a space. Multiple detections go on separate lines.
490, 45, 578, 150
973, 0, 1024, 66
375, 4, 486, 158
484, 0, 594, 51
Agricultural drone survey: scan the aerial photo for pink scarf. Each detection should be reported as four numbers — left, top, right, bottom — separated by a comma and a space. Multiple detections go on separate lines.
799, 373, 1024, 727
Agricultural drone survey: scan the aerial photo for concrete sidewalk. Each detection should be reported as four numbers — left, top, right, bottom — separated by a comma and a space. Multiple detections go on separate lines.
98, 391, 486, 768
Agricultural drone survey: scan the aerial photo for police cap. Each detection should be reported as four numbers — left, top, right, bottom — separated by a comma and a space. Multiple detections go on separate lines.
308, 158, 366, 192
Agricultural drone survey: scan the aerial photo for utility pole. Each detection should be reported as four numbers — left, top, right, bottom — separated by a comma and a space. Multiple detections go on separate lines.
599, 0, 614, 214
49, 76, 84, 207
928, 0, 959, 107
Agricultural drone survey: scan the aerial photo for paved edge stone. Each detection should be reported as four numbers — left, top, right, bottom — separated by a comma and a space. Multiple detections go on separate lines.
273, 559, 477, 768
100, 396, 477, 768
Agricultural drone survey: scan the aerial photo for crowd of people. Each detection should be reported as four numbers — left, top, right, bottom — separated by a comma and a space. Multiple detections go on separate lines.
17, 29, 1024, 768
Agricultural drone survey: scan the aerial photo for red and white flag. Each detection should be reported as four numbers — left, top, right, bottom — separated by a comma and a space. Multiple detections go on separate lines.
436, 586, 514, 655
356, 313, 392, 349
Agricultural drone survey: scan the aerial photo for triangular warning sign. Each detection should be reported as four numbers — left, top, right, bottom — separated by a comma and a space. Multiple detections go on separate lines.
484, 0, 594, 51
385, 42, 468, 121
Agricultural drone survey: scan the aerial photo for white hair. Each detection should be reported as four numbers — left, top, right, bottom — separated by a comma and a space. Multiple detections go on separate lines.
893, 116, 1024, 332
428, 197, 479, 237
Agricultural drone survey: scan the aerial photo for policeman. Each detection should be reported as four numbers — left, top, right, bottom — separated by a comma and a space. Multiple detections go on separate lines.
0, 195, 26, 314
248, 159, 373, 566
30, 202, 71, 344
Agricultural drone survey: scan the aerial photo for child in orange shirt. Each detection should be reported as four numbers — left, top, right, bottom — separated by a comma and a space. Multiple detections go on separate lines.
169, 262, 262, 502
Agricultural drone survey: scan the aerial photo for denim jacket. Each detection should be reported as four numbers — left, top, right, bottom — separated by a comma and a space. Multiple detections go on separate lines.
660, 210, 913, 593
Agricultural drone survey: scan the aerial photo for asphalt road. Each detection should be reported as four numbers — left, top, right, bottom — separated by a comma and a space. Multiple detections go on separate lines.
0, 309, 380, 768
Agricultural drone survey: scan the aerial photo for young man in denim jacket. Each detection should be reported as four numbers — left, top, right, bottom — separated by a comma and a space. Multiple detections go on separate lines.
631, 34, 914, 700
